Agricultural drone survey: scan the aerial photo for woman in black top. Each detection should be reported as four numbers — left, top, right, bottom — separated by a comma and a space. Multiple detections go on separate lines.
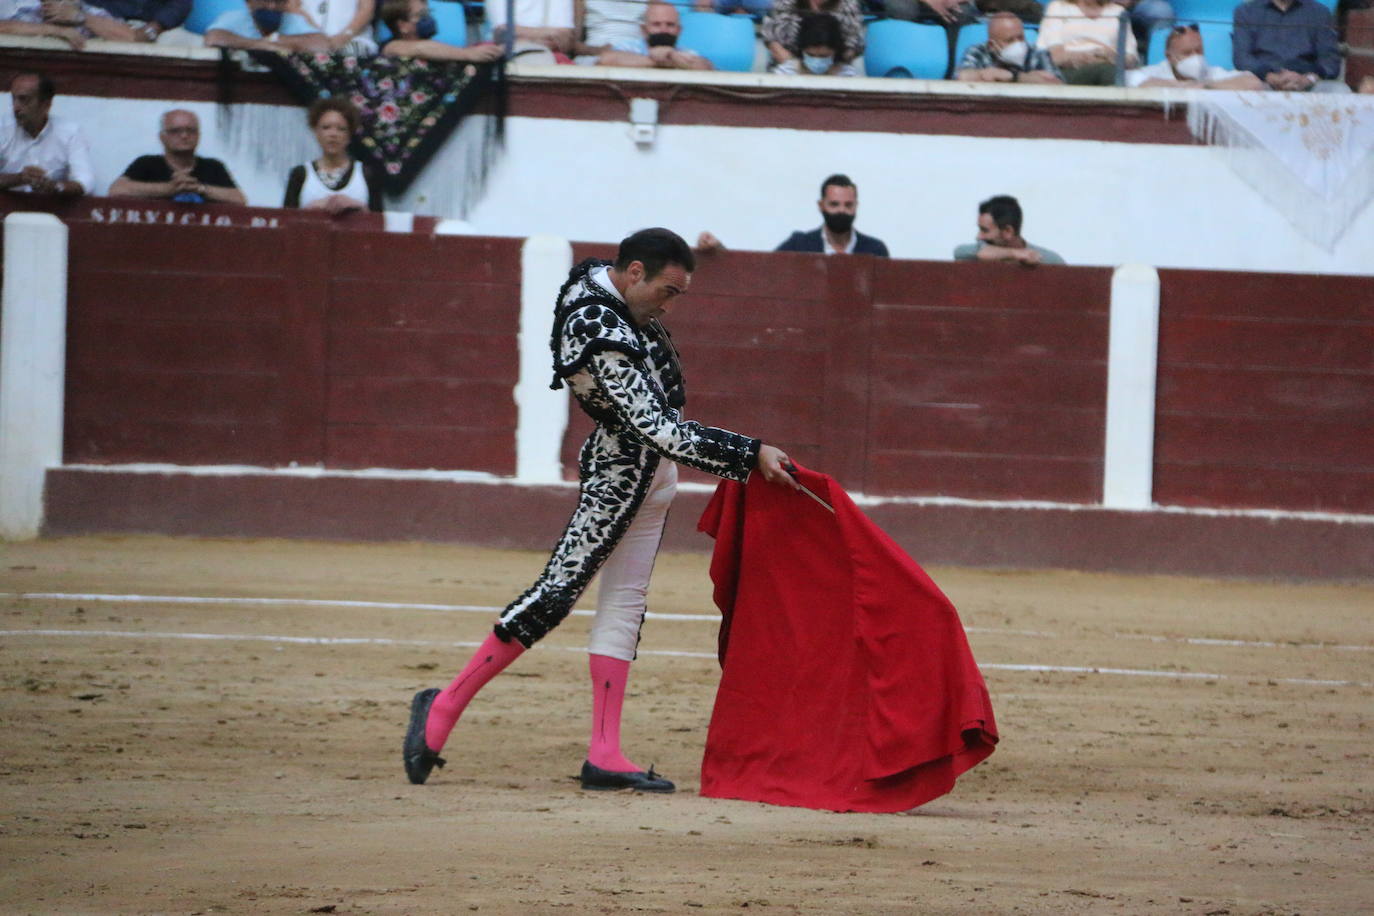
283, 97, 383, 213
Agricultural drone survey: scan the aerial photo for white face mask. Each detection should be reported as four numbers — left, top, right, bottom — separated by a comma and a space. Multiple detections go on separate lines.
996, 39, 1029, 68
1172, 52, 1207, 80
802, 53, 833, 75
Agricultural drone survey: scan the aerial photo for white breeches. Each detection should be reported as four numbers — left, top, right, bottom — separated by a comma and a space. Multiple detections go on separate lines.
588, 460, 678, 661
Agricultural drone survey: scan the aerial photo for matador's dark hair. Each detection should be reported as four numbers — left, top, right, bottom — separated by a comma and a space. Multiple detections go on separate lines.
615, 227, 696, 279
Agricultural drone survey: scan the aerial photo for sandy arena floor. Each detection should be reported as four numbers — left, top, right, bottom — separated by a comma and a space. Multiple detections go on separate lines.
0, 535, 1370, 915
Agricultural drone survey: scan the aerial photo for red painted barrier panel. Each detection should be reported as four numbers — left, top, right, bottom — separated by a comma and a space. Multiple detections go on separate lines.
1155, 270, 1374, 514
555, 249, 1113, 503
59, 221, 520, 473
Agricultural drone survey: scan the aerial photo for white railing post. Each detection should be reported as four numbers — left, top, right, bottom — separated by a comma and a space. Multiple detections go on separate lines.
1102, 263, 1161, 509
1, 213, 69, 539
515, 235, 572, 483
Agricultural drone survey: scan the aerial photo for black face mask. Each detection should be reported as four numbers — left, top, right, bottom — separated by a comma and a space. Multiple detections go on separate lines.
646, 31, 677, 47
822, 211, 854, 234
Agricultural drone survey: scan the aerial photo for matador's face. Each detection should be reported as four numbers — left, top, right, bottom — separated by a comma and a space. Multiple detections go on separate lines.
625, 261, 691, 326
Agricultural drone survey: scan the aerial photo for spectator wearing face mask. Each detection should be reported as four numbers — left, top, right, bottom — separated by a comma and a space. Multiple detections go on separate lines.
696, 174, 888, 256
1126, 23, 1264, 88
762, 0, 865, 75
772, 13, 857, 75
379, 0, 504, 61
956, 11, 1063, 83
203, 0, 326, 50
595, 1, 713, 70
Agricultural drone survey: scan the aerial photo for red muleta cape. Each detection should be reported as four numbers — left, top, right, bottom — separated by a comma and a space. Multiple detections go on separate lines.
697, 465, 998, 813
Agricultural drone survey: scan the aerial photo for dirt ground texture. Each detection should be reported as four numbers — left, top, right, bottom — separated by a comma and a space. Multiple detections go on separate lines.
0, 535, 1370, 916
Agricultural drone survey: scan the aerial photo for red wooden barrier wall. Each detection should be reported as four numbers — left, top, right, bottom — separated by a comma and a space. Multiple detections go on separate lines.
62, 223, 521, 474
560, 249, 1113, 503
1155, 270, 1374, 514
5, 216, 1368, 514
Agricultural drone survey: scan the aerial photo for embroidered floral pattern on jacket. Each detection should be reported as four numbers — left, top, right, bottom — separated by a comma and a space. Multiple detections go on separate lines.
495, 258, 761, 649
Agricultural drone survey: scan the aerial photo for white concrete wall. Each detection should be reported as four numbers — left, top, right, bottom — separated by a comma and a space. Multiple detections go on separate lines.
14, 91, 1374, 275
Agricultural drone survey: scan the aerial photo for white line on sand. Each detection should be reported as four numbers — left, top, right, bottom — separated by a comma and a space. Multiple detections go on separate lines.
0, 629, 1367, 688
4, 592, 1368, 652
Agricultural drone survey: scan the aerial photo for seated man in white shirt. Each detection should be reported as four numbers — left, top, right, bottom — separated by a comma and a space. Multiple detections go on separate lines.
1126, 23, 1265, 89
596, 1, 712, 70
0, 72, 93, 198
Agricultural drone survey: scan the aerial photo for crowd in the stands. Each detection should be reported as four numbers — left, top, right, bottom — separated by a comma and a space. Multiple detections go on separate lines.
3, 0, 1372, 90
2, 78, 1076, 267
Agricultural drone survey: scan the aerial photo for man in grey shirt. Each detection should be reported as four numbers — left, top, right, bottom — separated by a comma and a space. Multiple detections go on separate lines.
953, 195, 1065, 266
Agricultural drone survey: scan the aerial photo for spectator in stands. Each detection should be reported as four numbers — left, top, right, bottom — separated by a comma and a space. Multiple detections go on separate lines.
379, 0, 504, 61
771, 13, 857, 74
0, 0, 139, 46
485, 0, 575, 57
108, 110, 246, 204
886, 0, 1041, 28
1234, 0, 1347, 92
696, 175, 888, 255
954, 195, 1064, 266
0, 72, 92, 198
775, 174, 887, 253
956, 11, 1063, 82
1126, 23, 1265, 88
204, 0, 326, 51
84, 0, 190, 42
595, 1, 713, 69
283, 98, 383, 213
762, 0, 864, 74
1036, 0, 1139, 85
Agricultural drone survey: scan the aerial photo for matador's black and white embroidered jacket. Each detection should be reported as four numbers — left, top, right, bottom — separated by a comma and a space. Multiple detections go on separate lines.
493, 258, 761, 648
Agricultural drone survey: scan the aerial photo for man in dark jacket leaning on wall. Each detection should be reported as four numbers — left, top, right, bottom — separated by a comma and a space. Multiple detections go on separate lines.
696, 173, 891, 257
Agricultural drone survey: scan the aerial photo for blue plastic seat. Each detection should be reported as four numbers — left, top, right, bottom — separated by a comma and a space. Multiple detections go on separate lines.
184, 0, 244, 34
953, 21, 988, 70
1146, 21, 1231, 66
376, 0, 469, 46
679, 11, 758, 72
1169, 0, 1240, 25
863, 19, 950, 79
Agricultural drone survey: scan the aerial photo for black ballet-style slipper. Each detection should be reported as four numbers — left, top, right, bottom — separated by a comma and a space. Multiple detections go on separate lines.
403, 687, 446, 785
579, 760, 675, 793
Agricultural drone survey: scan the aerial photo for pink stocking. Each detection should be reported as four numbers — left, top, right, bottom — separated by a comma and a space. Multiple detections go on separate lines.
425, 632, 525, 751
587, 653, 641, 773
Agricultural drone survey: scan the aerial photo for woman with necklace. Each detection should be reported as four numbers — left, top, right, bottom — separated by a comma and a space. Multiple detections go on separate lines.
283, 97, 382, 214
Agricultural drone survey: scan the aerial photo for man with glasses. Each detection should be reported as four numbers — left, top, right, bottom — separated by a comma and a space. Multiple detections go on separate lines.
1126, 23, 1264, 88
109, 110, 246, 204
